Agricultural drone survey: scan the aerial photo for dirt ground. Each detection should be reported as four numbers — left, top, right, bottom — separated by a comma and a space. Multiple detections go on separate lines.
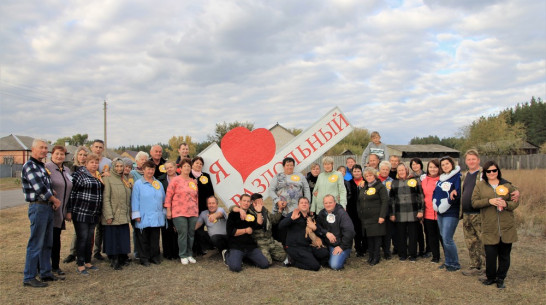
0, 203, 544, 305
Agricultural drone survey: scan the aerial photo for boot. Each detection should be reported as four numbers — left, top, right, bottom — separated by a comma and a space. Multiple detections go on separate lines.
113, 255, 122, 270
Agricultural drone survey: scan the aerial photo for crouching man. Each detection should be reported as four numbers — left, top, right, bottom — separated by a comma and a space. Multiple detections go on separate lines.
316, 194, 355, 270
278, 197, 329, 271
223, 194, 269, 272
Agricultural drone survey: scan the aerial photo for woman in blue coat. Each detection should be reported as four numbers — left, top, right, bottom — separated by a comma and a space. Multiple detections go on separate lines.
131, 161, 165, 266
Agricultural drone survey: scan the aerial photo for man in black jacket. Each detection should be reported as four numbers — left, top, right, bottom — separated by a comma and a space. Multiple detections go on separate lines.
223, 194, 269, 272
316, 195, 355, 270
278, 197, 329, 271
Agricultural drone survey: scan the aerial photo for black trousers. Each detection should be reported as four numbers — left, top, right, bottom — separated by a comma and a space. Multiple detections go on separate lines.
52, 227, 62, 269
73, 221, 96, 266
396, 222, 418, 259
161, 219, 179, 259
135, 227, 161, 263
424, 219, 443, 260
210, 234, 228, 252
384, 218, 396, 254
416, 221, 426, 254
485, 241, 512, 280
285, 246, 329, 271
368, 236, 382, 261
349, 214, 366, 254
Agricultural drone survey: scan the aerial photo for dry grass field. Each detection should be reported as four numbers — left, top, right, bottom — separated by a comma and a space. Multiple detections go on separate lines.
0, 170, 544, 305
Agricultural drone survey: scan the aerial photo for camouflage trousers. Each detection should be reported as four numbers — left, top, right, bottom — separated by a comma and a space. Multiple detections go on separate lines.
256, 237, 286, 265
462, 213, 485, 269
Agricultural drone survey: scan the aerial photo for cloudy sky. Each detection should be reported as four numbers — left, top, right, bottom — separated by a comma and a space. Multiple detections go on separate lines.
1, 0, 544, 148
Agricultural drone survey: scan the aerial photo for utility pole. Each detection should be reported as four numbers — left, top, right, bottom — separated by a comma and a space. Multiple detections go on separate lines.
103, 100, 107, 149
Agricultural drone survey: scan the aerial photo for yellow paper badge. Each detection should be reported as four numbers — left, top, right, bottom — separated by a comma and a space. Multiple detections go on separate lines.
45, 168, 51, 175
95, 171, 101, 179
159, 165, 166, 173
290, 175, 301, 182
128, 178, 134, 186
407, 179, 417, 187
245, 214, 255, 222
152, 180, 161, 190
386, 181, 392, 190
495, 185, 509, 196
366, 188, 376, 195
199, 175, 209, 184
103, 164, 109, 173
328, 175, 339, 183
358, 180, 365, 188
189, 181, 197, 190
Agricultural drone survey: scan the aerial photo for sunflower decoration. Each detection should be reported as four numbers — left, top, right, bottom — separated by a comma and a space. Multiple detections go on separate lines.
290, 175, 301, 182
328, 175, 338, 183
386, 181, 392, 190
407, 179, 417, 187
245, 214, 256, 222
199, 175, 209, 184
103, 164, 109, 173
358, 180, 365, 188
152, 180, 161, 190
45, 168, 51, 176
94, 171, 104, 184
189, 181, 197, 190
128, 178, 134, 187
366, 187, 376, 196
495, 185, 509, 197
159, 165, 166, 173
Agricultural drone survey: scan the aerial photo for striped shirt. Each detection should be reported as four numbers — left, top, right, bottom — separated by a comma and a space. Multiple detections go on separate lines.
21, 157, 53, 202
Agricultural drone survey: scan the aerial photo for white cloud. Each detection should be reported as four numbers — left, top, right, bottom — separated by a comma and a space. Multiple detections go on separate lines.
0, 0, 544, 148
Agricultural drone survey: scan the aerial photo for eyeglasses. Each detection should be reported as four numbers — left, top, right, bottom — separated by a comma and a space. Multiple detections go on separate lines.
485, 169, 498, 173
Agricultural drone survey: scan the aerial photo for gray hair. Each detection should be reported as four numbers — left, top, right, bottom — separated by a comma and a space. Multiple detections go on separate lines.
322, 156, 334, 165
379, 161, 391, 170
363, 167, 378, 177
32, 138, 48, 148
135, 151, 149, 161
122, 157, 134, 167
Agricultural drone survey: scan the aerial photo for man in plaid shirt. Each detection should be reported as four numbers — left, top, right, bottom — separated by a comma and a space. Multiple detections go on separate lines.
22, 139, 62, 287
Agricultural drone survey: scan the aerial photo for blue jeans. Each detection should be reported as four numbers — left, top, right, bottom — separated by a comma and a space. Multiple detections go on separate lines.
329, 246, 351, 270
172, 216, 198, 258
24, 203, 54, 281
226, 248, 269, 272
437, 215, 460, 269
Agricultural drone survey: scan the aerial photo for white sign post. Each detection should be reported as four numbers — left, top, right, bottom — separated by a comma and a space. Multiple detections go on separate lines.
199, 107, 354, 207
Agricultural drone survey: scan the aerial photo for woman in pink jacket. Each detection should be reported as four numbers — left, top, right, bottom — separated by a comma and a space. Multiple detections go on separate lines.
164, 158, 199, 265
421, 159, 442, 263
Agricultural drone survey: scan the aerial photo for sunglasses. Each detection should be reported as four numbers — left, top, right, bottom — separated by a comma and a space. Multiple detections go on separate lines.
485, 169, 498, 173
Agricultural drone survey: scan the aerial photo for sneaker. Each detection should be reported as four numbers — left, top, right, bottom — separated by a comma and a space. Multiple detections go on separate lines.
188, 257, 196, 264
462, 268, 482, 276
446, 266, 460, 272
52, 268, 65, 276
93, 253, 105, 261
181, 258, 189, 265
76, 268, 90, 276
399, 257, 407, 261
221, 250, 228, 266
431, 258, 440, 263
409, 257, 417, 262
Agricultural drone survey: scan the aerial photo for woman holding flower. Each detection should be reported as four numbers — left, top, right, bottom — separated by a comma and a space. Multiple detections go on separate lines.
472, 161, 518, 289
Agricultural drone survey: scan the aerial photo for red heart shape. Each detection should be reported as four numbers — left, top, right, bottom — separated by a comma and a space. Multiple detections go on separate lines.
221, 127, 276, 182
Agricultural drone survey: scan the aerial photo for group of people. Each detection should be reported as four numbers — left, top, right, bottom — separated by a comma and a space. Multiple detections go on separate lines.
21, 132, 521, 290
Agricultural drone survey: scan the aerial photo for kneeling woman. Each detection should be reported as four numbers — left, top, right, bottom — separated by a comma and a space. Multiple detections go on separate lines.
358, 167, 389, 265
102, 158, 132, 270
472, 161, 518, 289
132, 161, 166, 266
